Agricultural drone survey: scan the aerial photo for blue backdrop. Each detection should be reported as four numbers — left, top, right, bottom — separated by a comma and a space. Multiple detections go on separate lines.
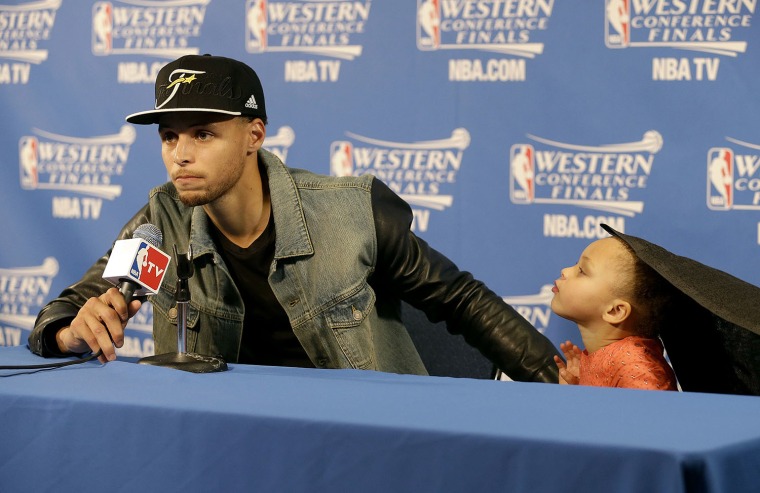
1, 0, 759, 366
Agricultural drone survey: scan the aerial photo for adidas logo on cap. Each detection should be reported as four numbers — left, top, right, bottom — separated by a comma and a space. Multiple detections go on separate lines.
245, 95, 258, 110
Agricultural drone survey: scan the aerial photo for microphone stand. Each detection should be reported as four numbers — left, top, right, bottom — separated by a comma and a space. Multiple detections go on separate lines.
138, 244, 228, 373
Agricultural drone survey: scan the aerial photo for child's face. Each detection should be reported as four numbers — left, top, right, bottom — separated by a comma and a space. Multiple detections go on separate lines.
551, 238, 632, 326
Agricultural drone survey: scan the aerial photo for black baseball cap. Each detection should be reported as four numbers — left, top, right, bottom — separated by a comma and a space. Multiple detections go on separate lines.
126, 54, 267, 125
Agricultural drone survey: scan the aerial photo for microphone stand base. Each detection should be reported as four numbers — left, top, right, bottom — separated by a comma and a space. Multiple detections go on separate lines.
138, 352, 228, 373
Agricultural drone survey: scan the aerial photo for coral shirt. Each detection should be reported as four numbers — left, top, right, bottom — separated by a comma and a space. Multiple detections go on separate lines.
579, 336, 678, 390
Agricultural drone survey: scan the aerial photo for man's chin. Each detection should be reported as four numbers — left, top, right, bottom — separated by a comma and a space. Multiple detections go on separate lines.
178, 191, 210, 207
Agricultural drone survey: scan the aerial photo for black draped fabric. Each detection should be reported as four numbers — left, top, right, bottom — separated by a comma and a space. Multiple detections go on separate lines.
602, 224, 760, 396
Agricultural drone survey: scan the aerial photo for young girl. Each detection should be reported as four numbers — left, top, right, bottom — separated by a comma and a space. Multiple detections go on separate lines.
551, 234, 678, 390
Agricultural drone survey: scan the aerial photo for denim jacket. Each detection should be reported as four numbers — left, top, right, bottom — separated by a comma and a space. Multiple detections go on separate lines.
30, 150, 560, 381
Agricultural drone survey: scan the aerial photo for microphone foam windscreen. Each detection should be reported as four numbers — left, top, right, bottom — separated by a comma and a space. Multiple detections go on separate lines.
133, 223, 163, 248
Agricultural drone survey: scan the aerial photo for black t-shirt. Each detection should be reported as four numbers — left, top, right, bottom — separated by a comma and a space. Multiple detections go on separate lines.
211, 215, 314, 367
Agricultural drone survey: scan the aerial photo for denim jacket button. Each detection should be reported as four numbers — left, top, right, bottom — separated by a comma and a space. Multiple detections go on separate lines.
352, 306, 362, 321
168, 307, 178, 319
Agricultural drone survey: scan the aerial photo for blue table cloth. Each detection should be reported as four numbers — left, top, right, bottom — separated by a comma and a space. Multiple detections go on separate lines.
2, 345, 760, 493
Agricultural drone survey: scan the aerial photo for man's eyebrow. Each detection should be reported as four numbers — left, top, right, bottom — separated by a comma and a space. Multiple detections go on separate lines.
158, 120, 219, 132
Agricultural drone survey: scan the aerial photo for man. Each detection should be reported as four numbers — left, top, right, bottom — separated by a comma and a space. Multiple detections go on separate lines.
29, 54, 560, 382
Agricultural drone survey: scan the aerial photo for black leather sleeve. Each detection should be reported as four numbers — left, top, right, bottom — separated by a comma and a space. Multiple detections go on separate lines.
369, 178, 560, 383
28, 205, 152, 357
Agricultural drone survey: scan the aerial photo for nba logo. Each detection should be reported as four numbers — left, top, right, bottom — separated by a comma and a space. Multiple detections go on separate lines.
330, 141, 354, 177
417, 0, 441, 50
246, 0, 268, 53
605, 0, 630, 48
19, 136, 39, 190
510, 144, 535, 204
130, 242, 150, 280
92, 2, 113, 55
707, 148, 733, 210
130, 242, 171, 292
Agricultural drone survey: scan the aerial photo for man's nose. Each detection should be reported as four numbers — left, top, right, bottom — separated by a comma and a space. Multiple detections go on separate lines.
173, 135, 193, 164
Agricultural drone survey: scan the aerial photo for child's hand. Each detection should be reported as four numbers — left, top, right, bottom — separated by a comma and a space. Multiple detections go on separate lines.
554, 341, 581, 385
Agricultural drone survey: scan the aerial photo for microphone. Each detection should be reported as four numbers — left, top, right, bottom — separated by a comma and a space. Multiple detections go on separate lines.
102, 223, 171, 303
137, 243, 228, 373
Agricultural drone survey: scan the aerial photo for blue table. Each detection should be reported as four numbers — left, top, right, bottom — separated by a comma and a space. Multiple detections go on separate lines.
2, 345, 760, 493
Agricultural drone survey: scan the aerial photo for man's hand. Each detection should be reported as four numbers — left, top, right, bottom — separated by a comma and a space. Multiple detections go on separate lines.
56, 287, 142, 363
554, 340, 582, 385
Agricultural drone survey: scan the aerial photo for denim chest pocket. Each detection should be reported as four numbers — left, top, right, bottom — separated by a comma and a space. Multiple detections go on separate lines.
150, 289, 200, 327
323, 284, 375, 327
323, 285, 376, 369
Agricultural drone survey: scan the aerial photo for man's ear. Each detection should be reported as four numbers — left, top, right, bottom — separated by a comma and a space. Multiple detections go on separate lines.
247, 118, 266, 154
602, 299, 632, 325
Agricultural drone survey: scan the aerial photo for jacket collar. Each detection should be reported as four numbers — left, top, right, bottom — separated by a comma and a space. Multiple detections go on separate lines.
260, 149, 314, 259
188, 149, 314, 260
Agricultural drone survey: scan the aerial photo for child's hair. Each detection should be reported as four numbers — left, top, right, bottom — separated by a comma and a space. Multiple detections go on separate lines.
613, 237, 677, 338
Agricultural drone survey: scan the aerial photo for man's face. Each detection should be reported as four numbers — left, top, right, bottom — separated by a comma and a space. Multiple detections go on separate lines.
158, 112, 256, 207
